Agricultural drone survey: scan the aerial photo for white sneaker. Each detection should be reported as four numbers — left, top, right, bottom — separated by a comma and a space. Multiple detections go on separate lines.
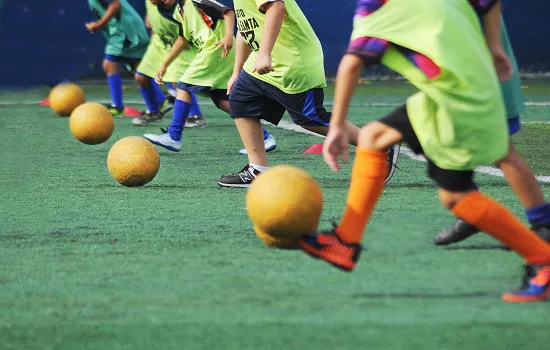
239, 134, 277, 155
143, 129, 182, 152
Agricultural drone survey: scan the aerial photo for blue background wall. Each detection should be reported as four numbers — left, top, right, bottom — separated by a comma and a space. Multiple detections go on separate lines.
0, 1, 548, 88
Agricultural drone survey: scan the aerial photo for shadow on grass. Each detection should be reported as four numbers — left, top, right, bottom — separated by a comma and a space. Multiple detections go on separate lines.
443, 244, 510, 251
352, 291, 497, 299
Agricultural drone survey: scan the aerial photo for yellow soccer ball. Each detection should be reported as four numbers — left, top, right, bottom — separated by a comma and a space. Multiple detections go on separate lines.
246, 165, 323, 248
107, 137, 160, 187
49, 83, 86, 116
70, 102, 114, 145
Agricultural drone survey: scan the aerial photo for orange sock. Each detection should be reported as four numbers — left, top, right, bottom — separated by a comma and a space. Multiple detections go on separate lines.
336, 148, 388, 244
452, 192, 550, 265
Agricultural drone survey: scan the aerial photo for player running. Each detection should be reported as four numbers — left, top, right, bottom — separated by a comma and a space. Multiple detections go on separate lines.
145, 0, 276, 154
216, 0, 377, 188
86, 0, 149, 116
433, 13, 550, 246
131, 0, 204, 127
300, 0, 550, 302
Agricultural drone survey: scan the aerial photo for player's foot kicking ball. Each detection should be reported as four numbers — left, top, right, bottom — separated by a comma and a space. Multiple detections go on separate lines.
299, 229, 362, 272
104, 103, 124, 117
238, 134, 277, 155
502, 265, 550, 302
385, 143, 401, 184
143, 129, 181, 152
434, 221, 550, 246
184, 115, 206, 128
132, 111, 164, 126
216, 164, 261, 188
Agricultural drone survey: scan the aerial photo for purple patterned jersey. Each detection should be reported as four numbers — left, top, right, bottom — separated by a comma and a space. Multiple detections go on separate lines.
348, 0, 442, 79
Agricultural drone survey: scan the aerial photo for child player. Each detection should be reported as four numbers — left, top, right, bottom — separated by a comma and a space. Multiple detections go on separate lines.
216, 0, 377, 188
86, 0, 149, 116
131, 0, 204, 127
145, 0, 276, 154
300, 0, 550, 302
433, 14, 550, 246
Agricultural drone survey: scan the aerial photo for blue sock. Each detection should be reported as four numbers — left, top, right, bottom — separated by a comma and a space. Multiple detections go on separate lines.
526, 203, 550, 226
263, 128, 270, 141
168, 99, 192, 141
152, 80, 166, 106
139, 83, 160, 113
107, 74, 123, 108
189, 93, 202, 117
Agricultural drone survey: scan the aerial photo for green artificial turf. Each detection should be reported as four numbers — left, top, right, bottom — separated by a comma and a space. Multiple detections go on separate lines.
1, 80, 549, 349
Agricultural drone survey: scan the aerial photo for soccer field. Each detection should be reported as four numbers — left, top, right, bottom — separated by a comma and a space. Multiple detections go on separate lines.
1, 80, 550, 349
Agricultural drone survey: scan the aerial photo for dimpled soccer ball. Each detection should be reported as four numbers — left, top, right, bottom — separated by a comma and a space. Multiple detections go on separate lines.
246, 165, 323, 248
49, 83, 86, 116
107, 136, 160, 187
70, 102, 114, 145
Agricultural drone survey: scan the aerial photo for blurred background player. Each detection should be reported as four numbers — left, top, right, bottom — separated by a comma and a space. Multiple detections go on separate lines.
145, 0, 276, 154
132, 0, 204, 127
433, 14, 550, 246
86, 0, 149, 116
216, 0, 365, 188
300, 0, 550, 302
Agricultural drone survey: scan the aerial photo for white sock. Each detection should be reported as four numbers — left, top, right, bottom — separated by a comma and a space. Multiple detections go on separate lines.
249, 163, 268, 173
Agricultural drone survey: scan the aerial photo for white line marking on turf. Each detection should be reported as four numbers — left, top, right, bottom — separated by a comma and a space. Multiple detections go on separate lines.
274, 120, 550, 183
3, 99, 550, 108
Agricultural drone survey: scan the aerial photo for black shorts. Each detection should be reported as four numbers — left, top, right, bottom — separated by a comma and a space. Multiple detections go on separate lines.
379, 105, 476, 192
229, 71, 331, 126
176, 82, 228, 102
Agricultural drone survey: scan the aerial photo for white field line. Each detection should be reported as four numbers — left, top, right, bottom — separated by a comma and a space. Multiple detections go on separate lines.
274, 120, 550, 183
3, 98, 550, 109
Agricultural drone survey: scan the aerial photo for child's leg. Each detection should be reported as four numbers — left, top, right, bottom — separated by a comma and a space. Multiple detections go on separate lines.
103, 58, 123, 109
168, 89, 193, 141
135, 72, 160, 113
189, 92, 202, 117
500, 142, 550, 228
443, 188, 550, 265
152, 80, 166, 107
434, 140, 550, 246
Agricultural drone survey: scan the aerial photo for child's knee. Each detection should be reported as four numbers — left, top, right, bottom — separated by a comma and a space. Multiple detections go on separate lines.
438, 189, 470, 210
134, 73, 149, 87
358, 122, 396, 150
102, 60, 118, 75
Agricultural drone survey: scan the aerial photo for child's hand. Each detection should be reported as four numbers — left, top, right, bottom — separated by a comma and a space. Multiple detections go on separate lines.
253, 54, 274, 75
155, 65, 167, 85
227, 73, 239, 95
85, 22, 100, 33
323, 126, 349, 172
215, 35, 234, 58
491, 47, 513, 83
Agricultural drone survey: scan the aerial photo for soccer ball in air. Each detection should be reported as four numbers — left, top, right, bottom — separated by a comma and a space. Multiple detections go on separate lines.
70, 102, 114, 145
49, 83, 86, 116
246, 165, 323, 248
107, 136, 160, 187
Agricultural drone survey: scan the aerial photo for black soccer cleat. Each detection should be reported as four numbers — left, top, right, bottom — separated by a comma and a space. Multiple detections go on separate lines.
433, 219, 480, 246
216, 164, 261, 188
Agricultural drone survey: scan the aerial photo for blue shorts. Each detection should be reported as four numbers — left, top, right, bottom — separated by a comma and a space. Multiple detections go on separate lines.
508, 116, 520, 135
229, 71, 331, 126
104, 55, 141, 64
